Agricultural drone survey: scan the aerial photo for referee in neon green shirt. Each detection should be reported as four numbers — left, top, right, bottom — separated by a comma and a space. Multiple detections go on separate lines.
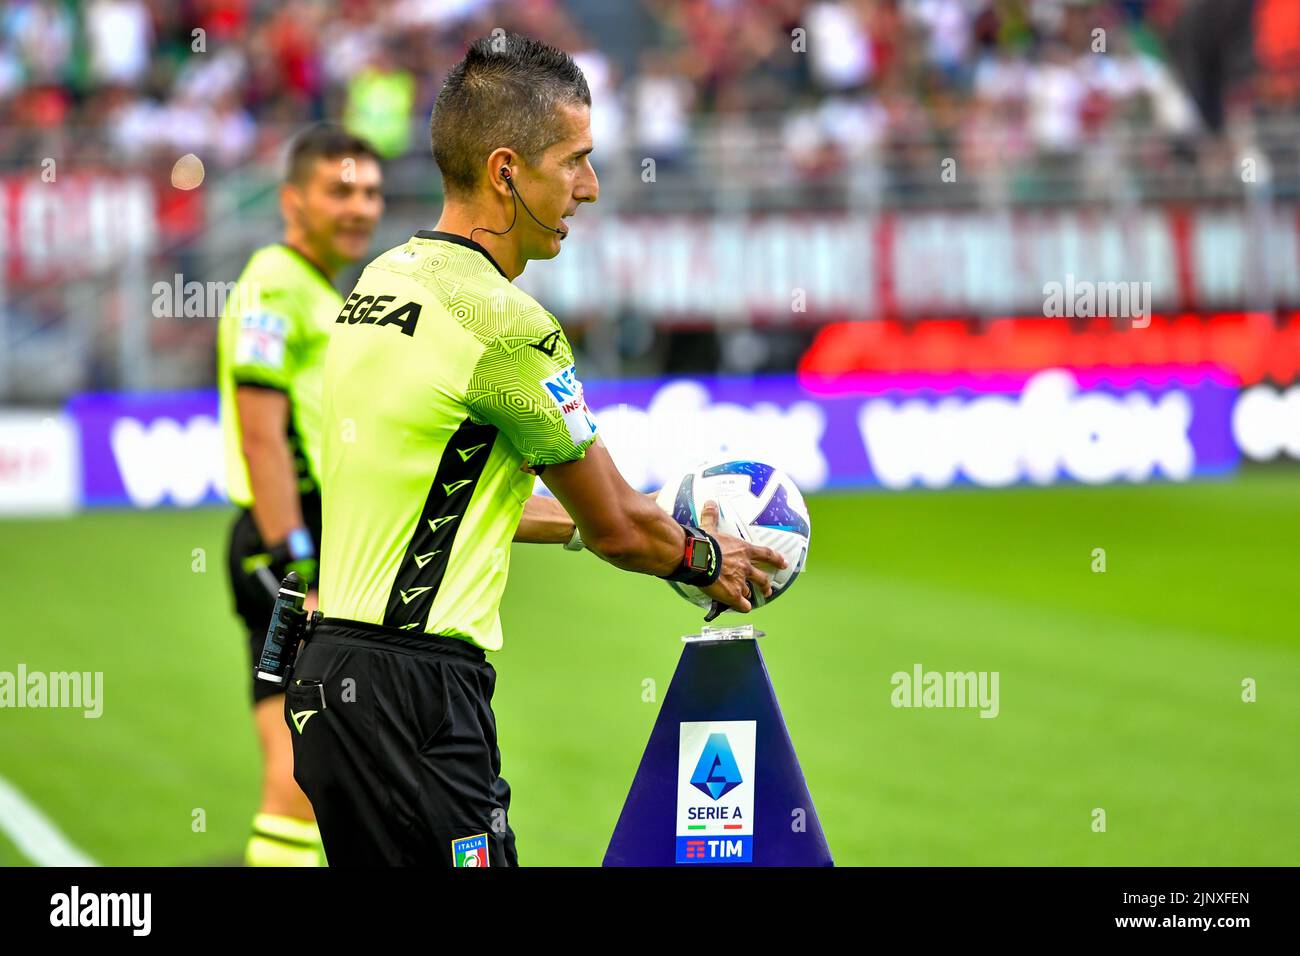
217, 123, 383, 866
289, 34, 784, 867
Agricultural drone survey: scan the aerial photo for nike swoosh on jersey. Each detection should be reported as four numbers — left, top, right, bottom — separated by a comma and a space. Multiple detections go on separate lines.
400, 586, 433, 604
413, 550, 442, 568
442, 478, 473, 495
457, 443, 487, 461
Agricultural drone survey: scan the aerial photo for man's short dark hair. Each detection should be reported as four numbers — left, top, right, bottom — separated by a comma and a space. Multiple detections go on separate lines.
430, 33, 590, 196
286, 122, 381, 185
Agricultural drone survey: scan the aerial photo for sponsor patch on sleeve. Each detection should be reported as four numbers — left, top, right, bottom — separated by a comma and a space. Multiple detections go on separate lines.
541, 364, 598, 446
234, 311, 289, 369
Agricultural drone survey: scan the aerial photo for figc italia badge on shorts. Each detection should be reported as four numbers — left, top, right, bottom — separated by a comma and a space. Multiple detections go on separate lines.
676, 720, 756, 863
451, 833, 489, 867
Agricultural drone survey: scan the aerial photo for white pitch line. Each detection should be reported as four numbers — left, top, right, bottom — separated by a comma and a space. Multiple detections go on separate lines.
0, 773, 98, 867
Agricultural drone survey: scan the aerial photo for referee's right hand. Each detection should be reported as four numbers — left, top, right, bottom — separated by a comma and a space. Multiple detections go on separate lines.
698, 500, 787, 616
543, 440, 786, 616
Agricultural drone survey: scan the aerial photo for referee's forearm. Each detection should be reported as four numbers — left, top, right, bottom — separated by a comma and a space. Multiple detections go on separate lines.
514, 494, 575, 544
243, 433, 304, 545
585, 499, 686, 577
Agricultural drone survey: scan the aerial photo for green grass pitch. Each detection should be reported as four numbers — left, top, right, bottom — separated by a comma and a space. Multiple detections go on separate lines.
1, 471, 1297, 865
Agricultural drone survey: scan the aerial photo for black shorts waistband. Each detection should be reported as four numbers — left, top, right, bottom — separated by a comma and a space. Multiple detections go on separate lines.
313, 617, 487, 664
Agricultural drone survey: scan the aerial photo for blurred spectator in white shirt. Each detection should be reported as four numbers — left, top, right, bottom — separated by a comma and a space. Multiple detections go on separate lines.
7, 0, 74, 85
1027, 43, 1088, 153
574, 46, 626, 167
86, 0, 153, 87
633, 50, 694, 162
806, 1, 874, 91
911, 0, 971, 76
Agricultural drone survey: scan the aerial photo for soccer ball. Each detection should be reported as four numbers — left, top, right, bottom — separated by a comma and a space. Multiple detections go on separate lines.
655, 460, 810, 611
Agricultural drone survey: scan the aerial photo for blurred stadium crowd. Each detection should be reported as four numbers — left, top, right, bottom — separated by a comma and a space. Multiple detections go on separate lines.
2, 0, 1299, 399
0, 0, 1293, 185
2, 0, 1300, 512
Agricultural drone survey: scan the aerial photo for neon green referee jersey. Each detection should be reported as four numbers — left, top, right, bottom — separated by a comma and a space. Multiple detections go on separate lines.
217, 243, 342, 508
318, 231, 599, 650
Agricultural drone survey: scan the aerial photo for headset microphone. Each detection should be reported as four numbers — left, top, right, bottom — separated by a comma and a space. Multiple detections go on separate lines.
500, 167, 566, 236
468, 166, 567, 246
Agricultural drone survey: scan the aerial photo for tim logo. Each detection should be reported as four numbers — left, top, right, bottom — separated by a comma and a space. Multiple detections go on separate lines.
700, 839, 746, 860
683, 838, 745, 860
691, 733, 742, 800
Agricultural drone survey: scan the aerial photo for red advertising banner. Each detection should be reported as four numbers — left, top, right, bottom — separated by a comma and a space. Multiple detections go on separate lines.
800, 312, 1300, 387
0, 173, 160, 284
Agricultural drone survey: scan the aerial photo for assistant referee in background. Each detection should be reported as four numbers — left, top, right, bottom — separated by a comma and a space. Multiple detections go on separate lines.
217, 123, 382, 866
288, 33, 784, 867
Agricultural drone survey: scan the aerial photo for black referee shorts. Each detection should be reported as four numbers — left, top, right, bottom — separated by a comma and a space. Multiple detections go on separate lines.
285, 618, 518, 867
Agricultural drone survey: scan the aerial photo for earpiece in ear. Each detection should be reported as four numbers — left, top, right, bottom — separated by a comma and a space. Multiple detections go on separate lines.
500, 166, 512, 181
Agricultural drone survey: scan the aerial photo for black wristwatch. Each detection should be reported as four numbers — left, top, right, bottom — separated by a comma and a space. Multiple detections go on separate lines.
664, 524, 722, 587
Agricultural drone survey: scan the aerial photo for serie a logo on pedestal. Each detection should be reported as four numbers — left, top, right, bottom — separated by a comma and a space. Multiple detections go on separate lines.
675, 720, 756, 864
451, 833, 489, 867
